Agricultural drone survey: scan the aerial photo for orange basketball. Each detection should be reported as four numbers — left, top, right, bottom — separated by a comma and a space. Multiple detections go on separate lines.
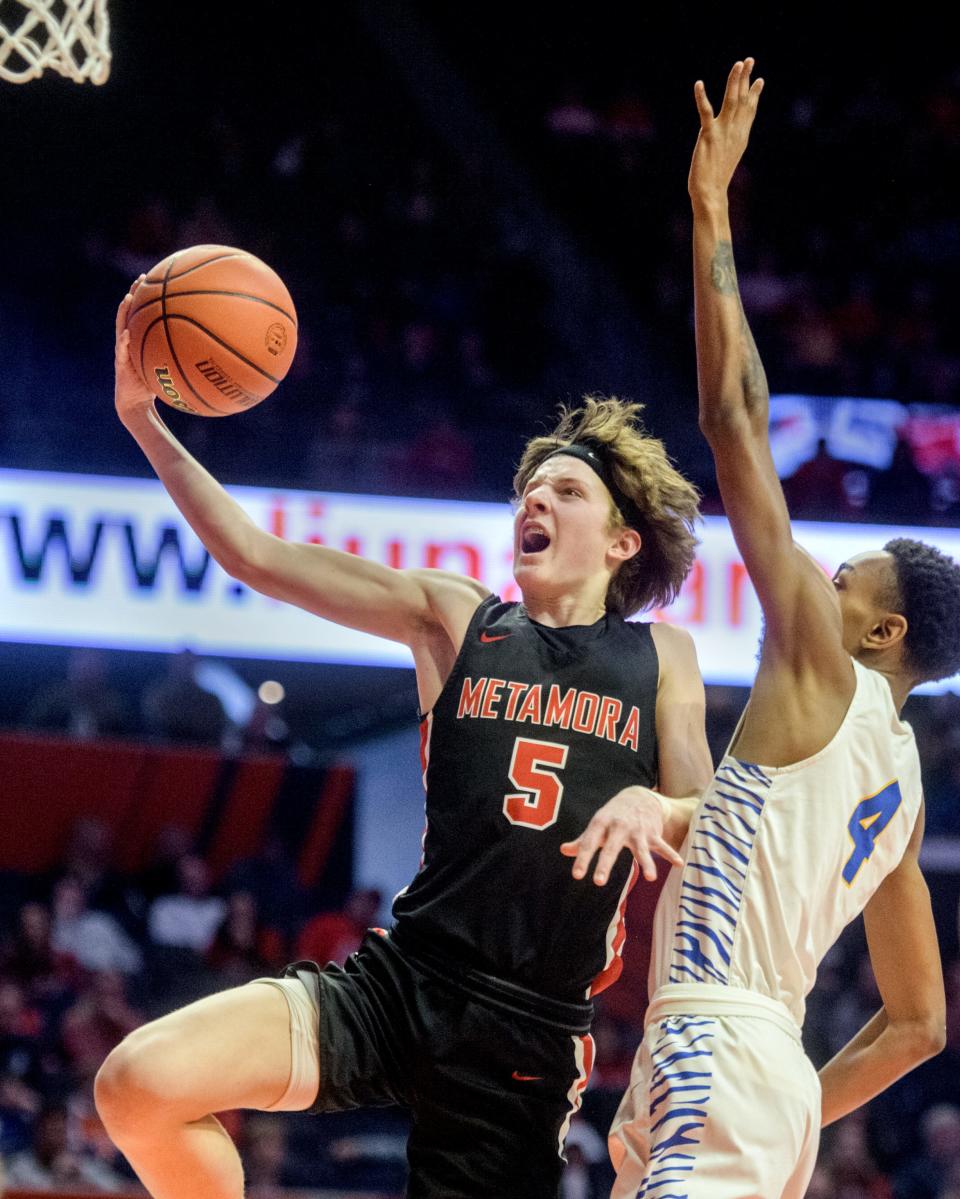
125, 245, 298, 417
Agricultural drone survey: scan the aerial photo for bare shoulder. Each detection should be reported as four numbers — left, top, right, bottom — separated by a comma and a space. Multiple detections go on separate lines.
403, 570, 492, 714
649, 623, 711, 796
777, 542, 851, 676
649, 622, 701, 680
649, 621, 698, 655
650, 622, 706, 708
407, 568, 491, 609
405, 568, 491, 636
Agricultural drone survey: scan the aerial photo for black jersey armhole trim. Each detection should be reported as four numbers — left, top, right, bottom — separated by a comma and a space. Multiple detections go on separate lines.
417, 593, 503, 723
628, 618, 660, 788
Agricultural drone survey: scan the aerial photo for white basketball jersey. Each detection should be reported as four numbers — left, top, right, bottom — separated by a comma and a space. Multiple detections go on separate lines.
650, 660, 923, 1027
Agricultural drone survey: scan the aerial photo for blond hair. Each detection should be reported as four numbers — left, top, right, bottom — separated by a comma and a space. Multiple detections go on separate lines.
513, 396, 701, 616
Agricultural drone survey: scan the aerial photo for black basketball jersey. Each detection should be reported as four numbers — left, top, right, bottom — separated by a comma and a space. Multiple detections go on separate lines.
391, 594, 660, 1004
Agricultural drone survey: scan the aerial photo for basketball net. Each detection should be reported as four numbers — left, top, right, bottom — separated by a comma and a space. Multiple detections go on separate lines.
0, 0, 110, 84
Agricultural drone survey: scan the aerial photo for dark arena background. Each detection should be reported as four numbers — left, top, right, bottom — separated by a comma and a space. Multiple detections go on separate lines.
1, 4, 959, 1196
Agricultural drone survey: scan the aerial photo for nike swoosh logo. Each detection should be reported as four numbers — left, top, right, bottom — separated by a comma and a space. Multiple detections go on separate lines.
511, 1071, 543, 1081
480, 632, 511, 643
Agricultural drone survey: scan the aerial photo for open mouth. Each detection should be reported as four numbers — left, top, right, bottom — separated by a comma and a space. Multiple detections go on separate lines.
521, 528, 551, 554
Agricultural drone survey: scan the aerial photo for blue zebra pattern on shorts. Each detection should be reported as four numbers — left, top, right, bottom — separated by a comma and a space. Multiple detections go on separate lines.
669, 759, 771, 986
634, 1016, 716, 1198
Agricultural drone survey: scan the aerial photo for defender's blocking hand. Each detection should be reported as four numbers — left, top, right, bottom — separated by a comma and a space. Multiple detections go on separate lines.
689, 58, 764, 206
561, 786, 684, 886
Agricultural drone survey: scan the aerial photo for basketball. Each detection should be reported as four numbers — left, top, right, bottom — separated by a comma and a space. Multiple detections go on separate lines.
125, 245, 298, 416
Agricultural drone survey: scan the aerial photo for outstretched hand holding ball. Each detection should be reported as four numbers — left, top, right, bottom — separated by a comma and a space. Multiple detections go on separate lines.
115, 278, 156, 422
119, 245, 297, 418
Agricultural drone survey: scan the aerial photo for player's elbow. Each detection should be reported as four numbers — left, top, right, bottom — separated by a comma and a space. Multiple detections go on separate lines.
900, 1014, 946, 1064
697, 401, 754, 447
919, 1017, 947, 1059
224, 529, 279, 588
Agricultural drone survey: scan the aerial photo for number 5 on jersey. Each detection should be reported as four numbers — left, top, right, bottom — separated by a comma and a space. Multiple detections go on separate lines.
503, 737, 569, 829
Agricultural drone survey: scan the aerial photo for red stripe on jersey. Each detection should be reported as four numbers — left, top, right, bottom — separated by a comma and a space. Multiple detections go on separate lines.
579, 1032, 595, 1087
419, 712, 433, 792
588, 860, 639, 997
414, 712, 433, 870
557, 1032, 596, 1157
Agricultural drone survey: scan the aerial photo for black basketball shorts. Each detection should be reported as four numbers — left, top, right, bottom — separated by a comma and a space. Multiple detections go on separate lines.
282, 930, 596, 1199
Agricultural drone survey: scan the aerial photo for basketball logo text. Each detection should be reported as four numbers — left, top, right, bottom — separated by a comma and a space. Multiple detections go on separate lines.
265, 323, 287, 356
154, 366, 181, 401
194, 359, 260, 408
154, 367, 196, 412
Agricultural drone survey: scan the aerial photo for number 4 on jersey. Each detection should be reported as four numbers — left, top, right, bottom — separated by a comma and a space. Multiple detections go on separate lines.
842, 780, 903, 885
503, 737, 569, 830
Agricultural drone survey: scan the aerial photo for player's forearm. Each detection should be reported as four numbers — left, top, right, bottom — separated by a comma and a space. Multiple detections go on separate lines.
817, 1008, 944, 1127
120, 405, 262, 576
692, 197, 769, 438
662, 794, 698, 851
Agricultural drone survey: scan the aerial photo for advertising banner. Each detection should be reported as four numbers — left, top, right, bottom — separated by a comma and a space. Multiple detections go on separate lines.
2, 468, 958, 692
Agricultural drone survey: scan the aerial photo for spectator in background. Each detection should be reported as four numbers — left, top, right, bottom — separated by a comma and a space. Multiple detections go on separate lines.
141, 649, 230, 747
139, 824, 195, 903
894, 1105, 960, 1199
51, 817, 143, 937
925, 752, 960, 836
0, 1073, 40, 1158
147, 854, 226, 956
25, 648, 130, 740
404, 414, 476, 495
295, 887, 382, 967
782, 436, 858, 520
4, 1102, 125, 1192
546, 89, 601, 138
871, 435, 931, 522
241, 1116, 296, 1198
206, 892, 273, 986
50, 877, 142, 977
804, 1165, 838, 1198
823, 1111, 892, 1198
60, 972, 142, 1084
0, 982, 43, 1097
866, 957, 960, 1175
559, 1117, 608, 1199
827, 954, 884, 1059
223, 834, 306, 947
57, 819, 115, 903
1, 901, 78, 1003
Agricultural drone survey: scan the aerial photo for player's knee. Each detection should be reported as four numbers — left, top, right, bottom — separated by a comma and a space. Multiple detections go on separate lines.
95, 1028, 179, 1136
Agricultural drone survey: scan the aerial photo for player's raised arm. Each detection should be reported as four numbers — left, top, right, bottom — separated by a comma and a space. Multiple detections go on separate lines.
690, 61, 845, 670
114, 286, 488, 648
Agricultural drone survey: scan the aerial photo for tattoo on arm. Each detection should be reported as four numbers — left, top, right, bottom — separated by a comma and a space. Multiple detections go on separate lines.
710, 241, 739, 295
709, 240, 769, 416
739, 310, 768, 413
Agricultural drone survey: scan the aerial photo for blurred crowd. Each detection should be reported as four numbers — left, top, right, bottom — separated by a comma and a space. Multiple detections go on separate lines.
2, 11, 959, 524
2, 7, 960, 1196
0, 809, 392, 1195
1, 811, 960, 1198
9, 644, 960, 837
2, 668, 960, 1195
533, 64, 960, 523
10, 647, 291, 756
537, 71, 959, 405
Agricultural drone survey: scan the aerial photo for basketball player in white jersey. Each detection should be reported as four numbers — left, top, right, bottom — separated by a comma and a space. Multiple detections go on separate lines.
593, 59, 960, 1198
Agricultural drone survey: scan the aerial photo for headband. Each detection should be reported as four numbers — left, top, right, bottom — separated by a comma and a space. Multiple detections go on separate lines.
542, 441, 645, 533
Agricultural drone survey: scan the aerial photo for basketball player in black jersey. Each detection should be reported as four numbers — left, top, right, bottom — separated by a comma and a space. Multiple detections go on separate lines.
95, 292, 712, 1199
